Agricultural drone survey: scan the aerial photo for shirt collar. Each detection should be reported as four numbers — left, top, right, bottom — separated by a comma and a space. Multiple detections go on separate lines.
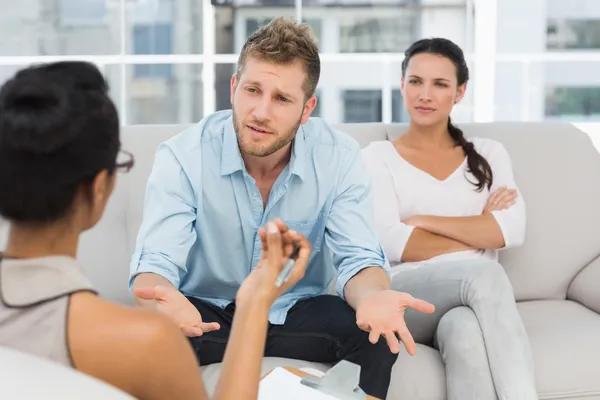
289, 125, 306, 181
220, 116, 306, 182
220, 116, 245, 176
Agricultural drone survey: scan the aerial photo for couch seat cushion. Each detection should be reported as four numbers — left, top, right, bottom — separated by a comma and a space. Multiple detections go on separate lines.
519, 300, 600, 400
200, 345, 446, 400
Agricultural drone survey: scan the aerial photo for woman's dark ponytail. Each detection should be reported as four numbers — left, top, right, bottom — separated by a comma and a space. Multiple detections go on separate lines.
447, 117, 493, 191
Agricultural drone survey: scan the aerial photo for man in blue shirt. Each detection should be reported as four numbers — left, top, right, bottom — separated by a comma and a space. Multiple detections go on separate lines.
130, 17, 434, 399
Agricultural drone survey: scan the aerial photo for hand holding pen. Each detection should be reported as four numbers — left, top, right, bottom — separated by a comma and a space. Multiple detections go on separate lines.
235, 218, 312, 307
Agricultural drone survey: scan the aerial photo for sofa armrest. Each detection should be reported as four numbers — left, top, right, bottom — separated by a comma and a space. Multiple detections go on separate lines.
568, 255, 600, 314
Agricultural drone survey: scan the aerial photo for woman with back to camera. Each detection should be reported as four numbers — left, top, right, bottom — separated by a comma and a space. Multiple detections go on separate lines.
0, 61, 312, 400
362, 38, 537, 399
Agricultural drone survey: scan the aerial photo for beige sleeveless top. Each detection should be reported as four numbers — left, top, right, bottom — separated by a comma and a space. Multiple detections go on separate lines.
0, 255, 96, 367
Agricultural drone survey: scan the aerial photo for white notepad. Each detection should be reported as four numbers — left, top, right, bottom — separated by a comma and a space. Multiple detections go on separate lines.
258, 367, 340, 400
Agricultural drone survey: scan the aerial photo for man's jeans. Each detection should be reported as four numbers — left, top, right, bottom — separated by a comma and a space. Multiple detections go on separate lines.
188, 294, 398, 399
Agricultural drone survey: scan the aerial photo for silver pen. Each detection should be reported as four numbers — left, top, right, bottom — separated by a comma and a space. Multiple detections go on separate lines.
275, 244, 301, 287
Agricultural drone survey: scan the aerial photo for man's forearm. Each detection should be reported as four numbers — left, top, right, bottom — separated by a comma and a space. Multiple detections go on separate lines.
343, 267, 391, 311
414, 214, 505, 249
131, 273, 175, 309
401, 228, 475, 262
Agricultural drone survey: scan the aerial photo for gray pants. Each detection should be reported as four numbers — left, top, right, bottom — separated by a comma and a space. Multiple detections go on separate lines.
391, 259, 538, 400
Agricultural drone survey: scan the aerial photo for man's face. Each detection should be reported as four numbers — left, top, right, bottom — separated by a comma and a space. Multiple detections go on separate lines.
230, 56, 317, 157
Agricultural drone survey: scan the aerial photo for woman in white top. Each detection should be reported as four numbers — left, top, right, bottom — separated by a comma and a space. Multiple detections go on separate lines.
362, 38, 537, 399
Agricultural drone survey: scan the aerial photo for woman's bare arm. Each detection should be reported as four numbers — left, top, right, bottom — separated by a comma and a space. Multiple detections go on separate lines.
403, 213, 506, 250
68, 292, 208, 400
401, 227, 476, 262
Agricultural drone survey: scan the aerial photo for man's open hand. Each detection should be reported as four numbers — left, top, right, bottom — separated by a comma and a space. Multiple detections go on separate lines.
134, 285, 220, 337
355, 290, 435, 355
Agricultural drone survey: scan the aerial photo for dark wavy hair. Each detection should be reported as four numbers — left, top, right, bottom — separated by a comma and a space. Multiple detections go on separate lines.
401, 38, 493, 192
0, 61, 121, 223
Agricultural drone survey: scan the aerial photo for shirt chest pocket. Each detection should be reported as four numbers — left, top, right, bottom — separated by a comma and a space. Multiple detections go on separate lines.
284, 217, 324, 255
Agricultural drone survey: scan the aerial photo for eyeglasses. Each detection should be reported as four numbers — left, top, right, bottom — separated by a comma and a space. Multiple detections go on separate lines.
115, 149, 135, 173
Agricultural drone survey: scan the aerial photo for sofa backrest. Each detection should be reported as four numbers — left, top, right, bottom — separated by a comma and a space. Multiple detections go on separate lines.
2, 121, 600, 306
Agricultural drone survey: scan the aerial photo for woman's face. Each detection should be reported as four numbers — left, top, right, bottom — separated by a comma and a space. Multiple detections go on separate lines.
401, 53, 466, 127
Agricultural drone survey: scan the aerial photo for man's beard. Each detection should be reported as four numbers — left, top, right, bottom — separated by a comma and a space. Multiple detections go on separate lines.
232, 107, 302, 157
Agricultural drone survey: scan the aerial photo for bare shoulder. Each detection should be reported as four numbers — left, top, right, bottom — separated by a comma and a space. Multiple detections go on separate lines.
67, 292, 205, 400
68, 291, 179, 343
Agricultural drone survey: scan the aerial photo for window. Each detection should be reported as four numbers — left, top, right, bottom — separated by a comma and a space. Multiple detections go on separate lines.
339, 16, 416, 53
547, 19, 600, 50
133, 24, 174, 78
545, 87, 600, 121
342, 89, 406, 123
214, 0, 416, 5
392, 90, 409, 123
343, 90, 380, 122
59, 0, 107, 26
245, 18, 322, 44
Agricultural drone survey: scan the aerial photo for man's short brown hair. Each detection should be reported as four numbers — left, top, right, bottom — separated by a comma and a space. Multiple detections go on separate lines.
236, 17, 320, 99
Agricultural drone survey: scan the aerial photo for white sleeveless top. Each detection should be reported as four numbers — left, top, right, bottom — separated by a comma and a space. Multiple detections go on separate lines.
0, 255, 96, 367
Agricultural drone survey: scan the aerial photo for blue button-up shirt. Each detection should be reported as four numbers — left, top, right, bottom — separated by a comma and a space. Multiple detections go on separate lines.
129, 110, 389, 324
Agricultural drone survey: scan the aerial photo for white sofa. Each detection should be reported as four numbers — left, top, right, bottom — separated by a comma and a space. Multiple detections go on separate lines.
0, 346, 135, 399
2, 121, 600, 399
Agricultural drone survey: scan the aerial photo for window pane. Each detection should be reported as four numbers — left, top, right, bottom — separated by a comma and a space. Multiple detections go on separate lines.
338, 14, 417, 53
126, 64, 203, 124
547, 19, 600, 50
127, 0, 203, 55
0, 64, 122, 123
391, 89, 409, 123
546, 87, 600, 121
0, 0, 119, 55
104, 64, 124, 120
492, 59, 600, 122
343, 90, 382, 123
216, 63, 236, 112
317, 61, 383, 124
244, 17, 322, 44
220, 13, 322, 54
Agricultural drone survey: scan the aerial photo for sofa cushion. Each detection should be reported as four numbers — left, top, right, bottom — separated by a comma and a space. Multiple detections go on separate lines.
199, 344, 446, 400
568, 255, 600, 314
201, 357, 329, 396
385, 122, 600, 303
78, 173, 131, 304
332, 122, 388, 148
0, 346, 135, 399
121, 124, 194, 253
388, 344, 446, 400
519, 300, 600, 400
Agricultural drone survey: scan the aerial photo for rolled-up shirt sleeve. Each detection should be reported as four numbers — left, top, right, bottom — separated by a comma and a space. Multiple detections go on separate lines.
325, 144, 390, 300
362, 145, 415, 263
128, 143, 198, 289
487, 142, 526, 248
